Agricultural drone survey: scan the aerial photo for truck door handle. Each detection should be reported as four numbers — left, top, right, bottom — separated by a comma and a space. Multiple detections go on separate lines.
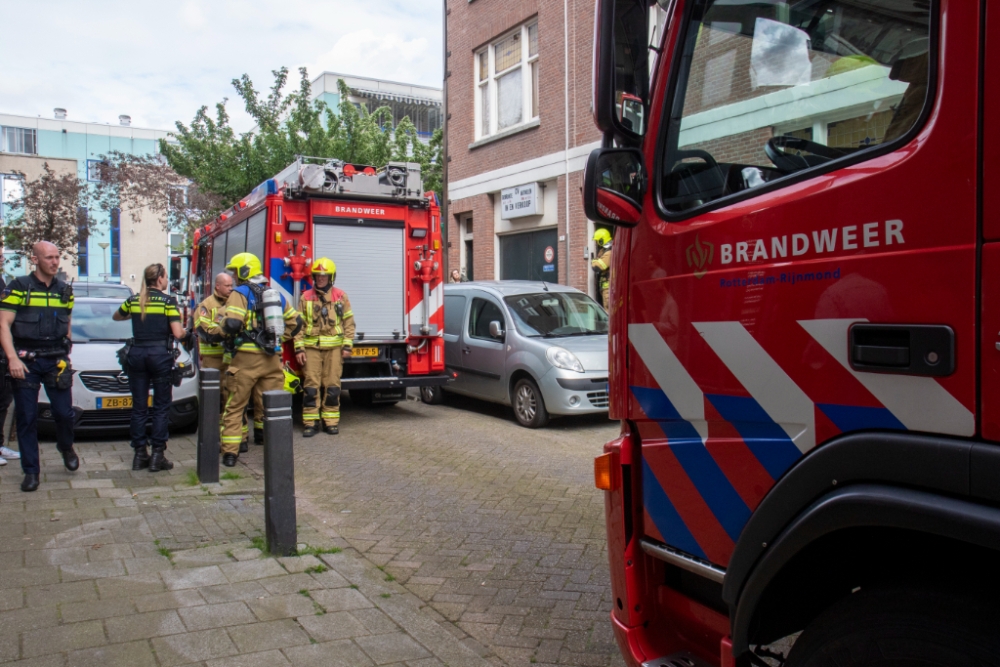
849, 324, 954, 377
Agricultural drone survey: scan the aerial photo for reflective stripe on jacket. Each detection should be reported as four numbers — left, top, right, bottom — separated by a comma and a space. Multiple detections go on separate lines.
298, 287, 356, 349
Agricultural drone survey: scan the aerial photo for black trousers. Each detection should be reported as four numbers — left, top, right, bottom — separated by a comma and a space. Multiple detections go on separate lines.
127, 346, 173, 449
0, 378, 12, 446
14, 357, 74, 475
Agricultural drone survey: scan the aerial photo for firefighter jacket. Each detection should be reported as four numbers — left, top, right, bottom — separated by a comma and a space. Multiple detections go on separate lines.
195, 292, 228, 357
223, 285, 303, 354
592, 247, 613, 290
0, 274, 74, 350
299, 286, 355, 350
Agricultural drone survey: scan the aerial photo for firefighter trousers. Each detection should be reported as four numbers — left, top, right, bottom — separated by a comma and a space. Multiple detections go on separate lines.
203, 355, 261, 442
221, 352, 282, 455
302, 347, 343, 427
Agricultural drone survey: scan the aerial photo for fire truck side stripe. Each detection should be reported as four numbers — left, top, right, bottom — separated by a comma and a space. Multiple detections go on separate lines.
408, 283, 444, 329
816, 403, 905, 433
693, 321, 816, 454
798, 319, 975, 437
642, 459, 708, 560
704, 394, 802, 480
628, 323, 707, 437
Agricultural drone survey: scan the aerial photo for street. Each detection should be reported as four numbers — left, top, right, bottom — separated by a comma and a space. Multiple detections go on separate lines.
0, 392, 624, 667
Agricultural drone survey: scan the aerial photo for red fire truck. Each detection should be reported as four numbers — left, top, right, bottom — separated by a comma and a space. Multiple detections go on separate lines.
189, 157, 448, 403
587, 0, 1000, 664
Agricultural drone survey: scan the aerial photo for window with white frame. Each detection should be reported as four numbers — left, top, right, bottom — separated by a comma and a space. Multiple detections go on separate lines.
86, 159, 107, 183
1, 127, 36, 155
475, 21, 539, 140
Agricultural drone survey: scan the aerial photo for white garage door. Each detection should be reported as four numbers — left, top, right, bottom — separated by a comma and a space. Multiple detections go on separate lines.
312, 218, 405, 341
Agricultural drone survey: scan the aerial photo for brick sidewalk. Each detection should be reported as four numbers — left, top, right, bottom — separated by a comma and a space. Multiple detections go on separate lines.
0, 432, 495, 667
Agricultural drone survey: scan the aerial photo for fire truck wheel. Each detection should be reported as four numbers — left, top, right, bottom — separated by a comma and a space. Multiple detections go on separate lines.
350, 390, 373, 407
784, 586, 1000, 667
420, 386, 445, 405
512, 377, 548, 428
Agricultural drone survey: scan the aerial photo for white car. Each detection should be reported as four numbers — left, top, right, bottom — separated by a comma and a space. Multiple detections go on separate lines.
37, 297, 199, 434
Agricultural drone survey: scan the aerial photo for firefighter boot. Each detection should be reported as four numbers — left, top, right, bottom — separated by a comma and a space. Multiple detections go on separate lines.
239, 440, 249, 453
132, 445, 150, 470
303, 423, 318, 437
322, 386, 341, 435
222, 453, 237, 467
149, 446, 174, 473
254, 429, 264, 445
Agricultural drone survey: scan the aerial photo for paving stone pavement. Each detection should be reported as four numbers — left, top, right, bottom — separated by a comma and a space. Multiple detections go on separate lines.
0, 391, 622, 667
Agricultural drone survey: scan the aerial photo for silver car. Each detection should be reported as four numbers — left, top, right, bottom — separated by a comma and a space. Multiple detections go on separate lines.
422, 281, 609, 427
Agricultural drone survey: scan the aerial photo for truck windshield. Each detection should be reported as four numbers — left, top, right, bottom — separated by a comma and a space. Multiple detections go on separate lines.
662, 0, 932, 212
504, 292, 608, 337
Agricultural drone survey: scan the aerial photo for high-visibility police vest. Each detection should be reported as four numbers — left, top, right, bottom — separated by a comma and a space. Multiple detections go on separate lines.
0, 274, 74, 349
300, 287, 352, 349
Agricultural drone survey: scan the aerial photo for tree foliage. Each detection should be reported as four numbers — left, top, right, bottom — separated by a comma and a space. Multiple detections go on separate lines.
160, 67, 443, 209
5, 163, 90, 263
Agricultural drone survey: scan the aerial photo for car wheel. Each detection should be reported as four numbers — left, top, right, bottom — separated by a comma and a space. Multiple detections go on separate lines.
784, 587, 1000, 667
512, 377, 548, 428
420, 385, 445, 405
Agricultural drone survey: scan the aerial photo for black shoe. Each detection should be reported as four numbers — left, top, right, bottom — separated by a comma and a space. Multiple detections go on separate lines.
21, 474, 39, 492
254, 429, 264, 445
324, 425, 339, 435
239, 440, 249, 453
149, 447, 174, 472
222, 453, 237, 467
303, 425, 317, 438
132, 446, 150, 470
61, 448, 80, 472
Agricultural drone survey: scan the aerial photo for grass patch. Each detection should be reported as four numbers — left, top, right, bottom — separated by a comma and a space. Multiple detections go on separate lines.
157, 547, 172, 560
153, 495, 161, 499
221, 471, 242, 481
376, 565, 385, 572
309, 638, 318, 645
298, 589, 311, 597
250, 536, 267, 554
349, 585, 359, 590
183, 470, 199, 486
296, 545, 342, 557
225, 550, 234, 559
304, 565, 328, 575
380, 593, 391, 599
384, 573, 395, 582
154, 539, 160, 546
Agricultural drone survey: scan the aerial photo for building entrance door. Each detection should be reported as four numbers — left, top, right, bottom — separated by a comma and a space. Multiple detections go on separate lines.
500, 228, 558, 282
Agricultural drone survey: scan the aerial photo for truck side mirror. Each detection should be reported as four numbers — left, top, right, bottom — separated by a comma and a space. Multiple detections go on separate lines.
593, 0, 649, 143
489, 321, 504, 340
583, 148, 646, 227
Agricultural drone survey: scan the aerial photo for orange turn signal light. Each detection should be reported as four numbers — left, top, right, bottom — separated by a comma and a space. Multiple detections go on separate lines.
594, 453, 615, 491
275, 232, 282, 243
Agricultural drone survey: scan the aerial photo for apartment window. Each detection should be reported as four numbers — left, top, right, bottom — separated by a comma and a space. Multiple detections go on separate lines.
476, 21, 539, 139
77, 208, 89, 277
0, 173, 24, 223
110, 208, 121, 276
87, 160, 107, 183
1, 127, 36, 155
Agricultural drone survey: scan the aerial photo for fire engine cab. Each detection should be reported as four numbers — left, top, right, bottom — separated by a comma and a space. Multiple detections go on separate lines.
190, 157, 448, 403
587, 0, 1000, 664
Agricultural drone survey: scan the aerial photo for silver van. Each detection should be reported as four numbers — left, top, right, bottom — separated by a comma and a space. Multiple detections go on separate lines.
421, 281, 609, 427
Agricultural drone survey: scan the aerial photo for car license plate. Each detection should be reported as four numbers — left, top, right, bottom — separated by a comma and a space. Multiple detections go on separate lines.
352, 346, 379, 358
97, 396, 152, 409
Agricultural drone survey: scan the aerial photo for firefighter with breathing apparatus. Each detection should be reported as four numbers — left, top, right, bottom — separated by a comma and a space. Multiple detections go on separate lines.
591, 228, 613, 309
299, 258, 355, 437
218, 253, 303, 467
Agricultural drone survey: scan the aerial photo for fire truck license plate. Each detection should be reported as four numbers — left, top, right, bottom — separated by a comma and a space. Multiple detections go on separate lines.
352, 347, 379, 358
97, 396, 153, 409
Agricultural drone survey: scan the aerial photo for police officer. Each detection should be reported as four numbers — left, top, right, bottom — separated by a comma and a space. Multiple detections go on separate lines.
194, 272, 253, 452
0, 241, 78, 492
113, 264, 186, 472
299, 258, 355, 437
591, 228, 613, 309
219, 253, 303, 467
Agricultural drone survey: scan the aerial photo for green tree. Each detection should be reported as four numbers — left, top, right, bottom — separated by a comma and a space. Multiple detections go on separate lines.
160, 67, 442, 209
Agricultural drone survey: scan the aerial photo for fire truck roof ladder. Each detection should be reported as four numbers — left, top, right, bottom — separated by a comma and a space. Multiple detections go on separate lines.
274, 156, 426, 204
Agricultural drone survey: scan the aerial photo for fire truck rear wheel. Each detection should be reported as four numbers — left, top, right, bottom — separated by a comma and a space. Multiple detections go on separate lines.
420, 386, 445, 405
512, 378, 548, 428
784, 586, 1000, 667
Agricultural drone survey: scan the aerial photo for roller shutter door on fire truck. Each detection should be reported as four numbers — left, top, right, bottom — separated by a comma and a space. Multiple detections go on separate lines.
313, 217, 406, 340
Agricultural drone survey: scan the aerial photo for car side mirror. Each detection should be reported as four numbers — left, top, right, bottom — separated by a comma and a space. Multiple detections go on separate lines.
489, 321, 504, 340
583, 147, 646, 227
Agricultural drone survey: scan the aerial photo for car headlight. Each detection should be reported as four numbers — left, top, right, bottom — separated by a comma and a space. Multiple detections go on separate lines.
546, 346, 584, 373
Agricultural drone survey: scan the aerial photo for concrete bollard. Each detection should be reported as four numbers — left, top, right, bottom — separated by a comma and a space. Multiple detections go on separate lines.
197, 368, 221, 484
262, 390, 297, 556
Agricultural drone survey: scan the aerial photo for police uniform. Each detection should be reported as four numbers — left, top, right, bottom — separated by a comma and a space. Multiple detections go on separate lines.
592, 245, 613, 309
219, 274, 302, 463
0, 273, 77, 481
117, 291, 180, 471
299, 284, 355, 433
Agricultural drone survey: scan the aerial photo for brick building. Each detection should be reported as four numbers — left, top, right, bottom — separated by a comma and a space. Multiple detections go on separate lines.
444, 0, 602, 296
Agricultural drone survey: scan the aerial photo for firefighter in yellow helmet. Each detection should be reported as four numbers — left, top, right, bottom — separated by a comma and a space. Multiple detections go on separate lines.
218, 253, 304, 467
591, 228, 613, 308
298, 257, 355, 437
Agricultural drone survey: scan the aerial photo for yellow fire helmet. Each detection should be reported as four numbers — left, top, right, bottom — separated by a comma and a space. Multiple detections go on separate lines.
593, 228, 612, 247
311, 257, 336, 276
283, 366, 302, 394
226, 252, 263, 282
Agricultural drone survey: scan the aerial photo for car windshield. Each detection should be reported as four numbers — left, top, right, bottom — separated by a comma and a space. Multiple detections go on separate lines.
503, 292, 608, 337
71, 301, 133, 342
74, 284, 133, 298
